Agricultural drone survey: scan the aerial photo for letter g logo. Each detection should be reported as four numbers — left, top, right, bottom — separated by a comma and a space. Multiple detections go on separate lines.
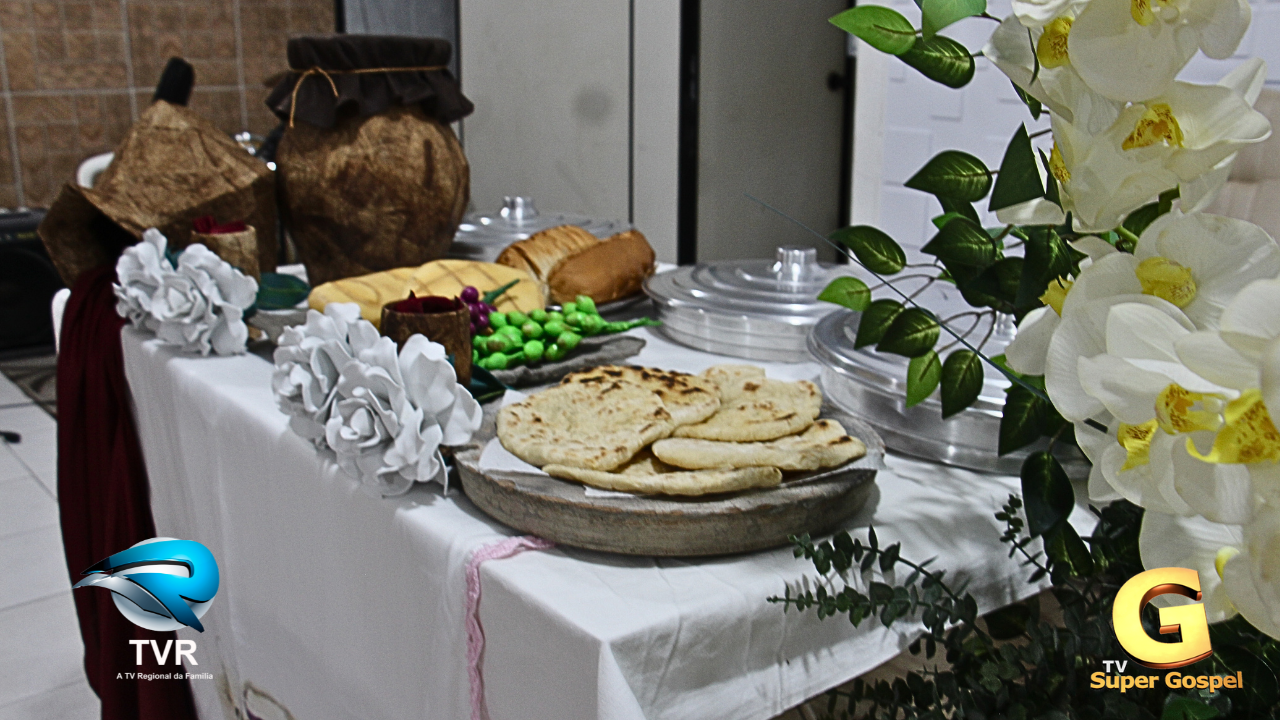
1112, 567, 1212, 669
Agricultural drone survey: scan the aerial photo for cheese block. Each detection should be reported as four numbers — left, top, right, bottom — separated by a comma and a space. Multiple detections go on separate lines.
308, 266, 417, 328
407, 260, 544, 314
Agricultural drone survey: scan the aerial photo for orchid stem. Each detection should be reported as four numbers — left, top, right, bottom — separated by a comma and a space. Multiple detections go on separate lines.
744, 193, 1053, 405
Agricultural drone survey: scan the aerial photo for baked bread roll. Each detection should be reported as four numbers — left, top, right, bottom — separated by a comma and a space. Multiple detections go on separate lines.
547, 230, 655, 304
495, 225, 600, 295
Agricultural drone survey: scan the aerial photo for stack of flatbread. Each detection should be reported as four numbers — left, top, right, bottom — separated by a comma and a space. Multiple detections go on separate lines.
496, 364, 867, 496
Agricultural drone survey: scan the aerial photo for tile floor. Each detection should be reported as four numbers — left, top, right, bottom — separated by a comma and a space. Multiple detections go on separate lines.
0, 372, 99, 719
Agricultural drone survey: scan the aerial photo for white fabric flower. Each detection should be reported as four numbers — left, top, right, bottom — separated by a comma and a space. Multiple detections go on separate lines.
313, 329, 482, 498
114, 228, 171, 331
113, 228, 258, 356
272, 303, 376, 444
1068, 0, 1251, 102
149, 243, 258, 356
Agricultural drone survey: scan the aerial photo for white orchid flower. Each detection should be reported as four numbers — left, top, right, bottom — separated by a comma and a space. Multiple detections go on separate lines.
1068, 0, 1251, 102
984, 14, 1123, 133
1046, 63, 1269, 232
1012, 0, 1090, 27
1222, 501, 1280, 638
1140, 510, 1243, 622
1133, 212, 1280, 329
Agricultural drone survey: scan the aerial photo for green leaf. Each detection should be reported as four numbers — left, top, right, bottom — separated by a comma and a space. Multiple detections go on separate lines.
1037, 149, 1061, 207
1045, 521, 1093, 576
482, 278, 521, 306
817, 277, 872, 311
989, 125, 1045, 212
1122, 202, 1163, 238
1017, 227, 1072, 307
829, 226, 908, 274
964, 257, 1023, 308
256, 272, 311, 310
930, 212, 967, 230
1012, 82, 1042, 119
938, 195, 981, 224
921, 0, 986, 38
829, 6, 918, 56
855, 299, 905, 348
922, 217, 998, 268
941, 350, 983, 418
1020, 451, 1074, 537
984, 604, 1030, 640
1158, 186, 1180, 214
898, 35, 976, 89
907, 351, 942, 406
1162, 696, 1221, 720
999, 383, 1046, 455
904, 151, 992, 203
877, 307, 940, 358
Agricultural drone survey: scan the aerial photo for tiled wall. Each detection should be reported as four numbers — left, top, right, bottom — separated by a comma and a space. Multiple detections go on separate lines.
0, 0, 333, 209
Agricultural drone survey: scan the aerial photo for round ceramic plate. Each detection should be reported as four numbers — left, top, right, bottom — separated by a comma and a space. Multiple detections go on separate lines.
454, 403, 883, 557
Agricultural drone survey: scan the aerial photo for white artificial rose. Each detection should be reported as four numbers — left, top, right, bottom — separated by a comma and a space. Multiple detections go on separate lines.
325, 336, 412, 495
321, 332, 481, 497
1068, 0, 1252, 102
149, 243, 258, 356
114, 228, 171, 331
272, 303, 371, 444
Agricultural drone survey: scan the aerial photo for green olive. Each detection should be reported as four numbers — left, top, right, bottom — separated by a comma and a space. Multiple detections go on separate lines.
523, 339, 545, 363
546, 311, 565, 323
529, 308, 548, 323
559, 331, 583, 351
488, 312, 509, 329
564, 311, 586, 328
507, 311, 529, 327
521, 321, 543, 339
543, 320, 566, 338
562, 302, 578, 315
579, 314, 605, 336
545, 343, 567, 362
575, 295, 597, 314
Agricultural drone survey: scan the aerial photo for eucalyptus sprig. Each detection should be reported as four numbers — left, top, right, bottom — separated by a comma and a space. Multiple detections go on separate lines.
775, 501, 1280, 719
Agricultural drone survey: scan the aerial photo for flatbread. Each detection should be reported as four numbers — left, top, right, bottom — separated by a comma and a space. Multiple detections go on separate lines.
652, 419, 866, 471
498, 380, 675, 471
699, 364, 766, 402
544, 452, 782, 496
672, 378, 823, 442
562, 365, 720, 426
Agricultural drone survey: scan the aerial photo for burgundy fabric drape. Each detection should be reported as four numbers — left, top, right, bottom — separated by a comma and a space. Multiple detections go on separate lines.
56, 265, 198, 720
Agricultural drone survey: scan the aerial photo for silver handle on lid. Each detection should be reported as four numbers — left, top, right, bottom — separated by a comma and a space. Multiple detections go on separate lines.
499, 196, 539, 222
771, 246, 819, 283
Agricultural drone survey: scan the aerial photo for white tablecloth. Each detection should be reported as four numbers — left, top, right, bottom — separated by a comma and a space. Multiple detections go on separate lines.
121, 325, 1074, 720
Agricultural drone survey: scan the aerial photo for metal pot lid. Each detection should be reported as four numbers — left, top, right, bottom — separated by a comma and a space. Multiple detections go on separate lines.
645, 246, 854, 325
451, 196, 628, 260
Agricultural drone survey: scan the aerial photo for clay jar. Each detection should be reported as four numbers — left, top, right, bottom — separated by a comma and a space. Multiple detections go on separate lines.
380, 296, 472, 385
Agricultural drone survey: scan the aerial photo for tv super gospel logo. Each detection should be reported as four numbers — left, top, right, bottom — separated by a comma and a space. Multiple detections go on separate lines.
1092, 567, 1245, 693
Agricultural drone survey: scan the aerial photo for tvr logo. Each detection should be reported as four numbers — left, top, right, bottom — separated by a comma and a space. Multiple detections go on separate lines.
73, 538, 219, 632
1112, 567, 1212, 669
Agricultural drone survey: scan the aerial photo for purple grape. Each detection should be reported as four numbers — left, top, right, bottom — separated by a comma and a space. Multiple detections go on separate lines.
460, 286, 480, 304
469, 304, 483, 321
470, 321, 478, 335
479, 302, 496, 315
475, 314, 490, 331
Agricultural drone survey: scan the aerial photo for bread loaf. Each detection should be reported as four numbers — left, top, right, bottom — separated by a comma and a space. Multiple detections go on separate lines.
547, 230, 655, 304
495, 225, 599, 295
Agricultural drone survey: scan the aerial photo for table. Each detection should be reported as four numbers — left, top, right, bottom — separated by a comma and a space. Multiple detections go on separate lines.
121, 325, 1078, 720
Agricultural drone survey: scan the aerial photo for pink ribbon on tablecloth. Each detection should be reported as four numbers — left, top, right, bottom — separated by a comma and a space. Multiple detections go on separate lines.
466, 535, 555, 720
